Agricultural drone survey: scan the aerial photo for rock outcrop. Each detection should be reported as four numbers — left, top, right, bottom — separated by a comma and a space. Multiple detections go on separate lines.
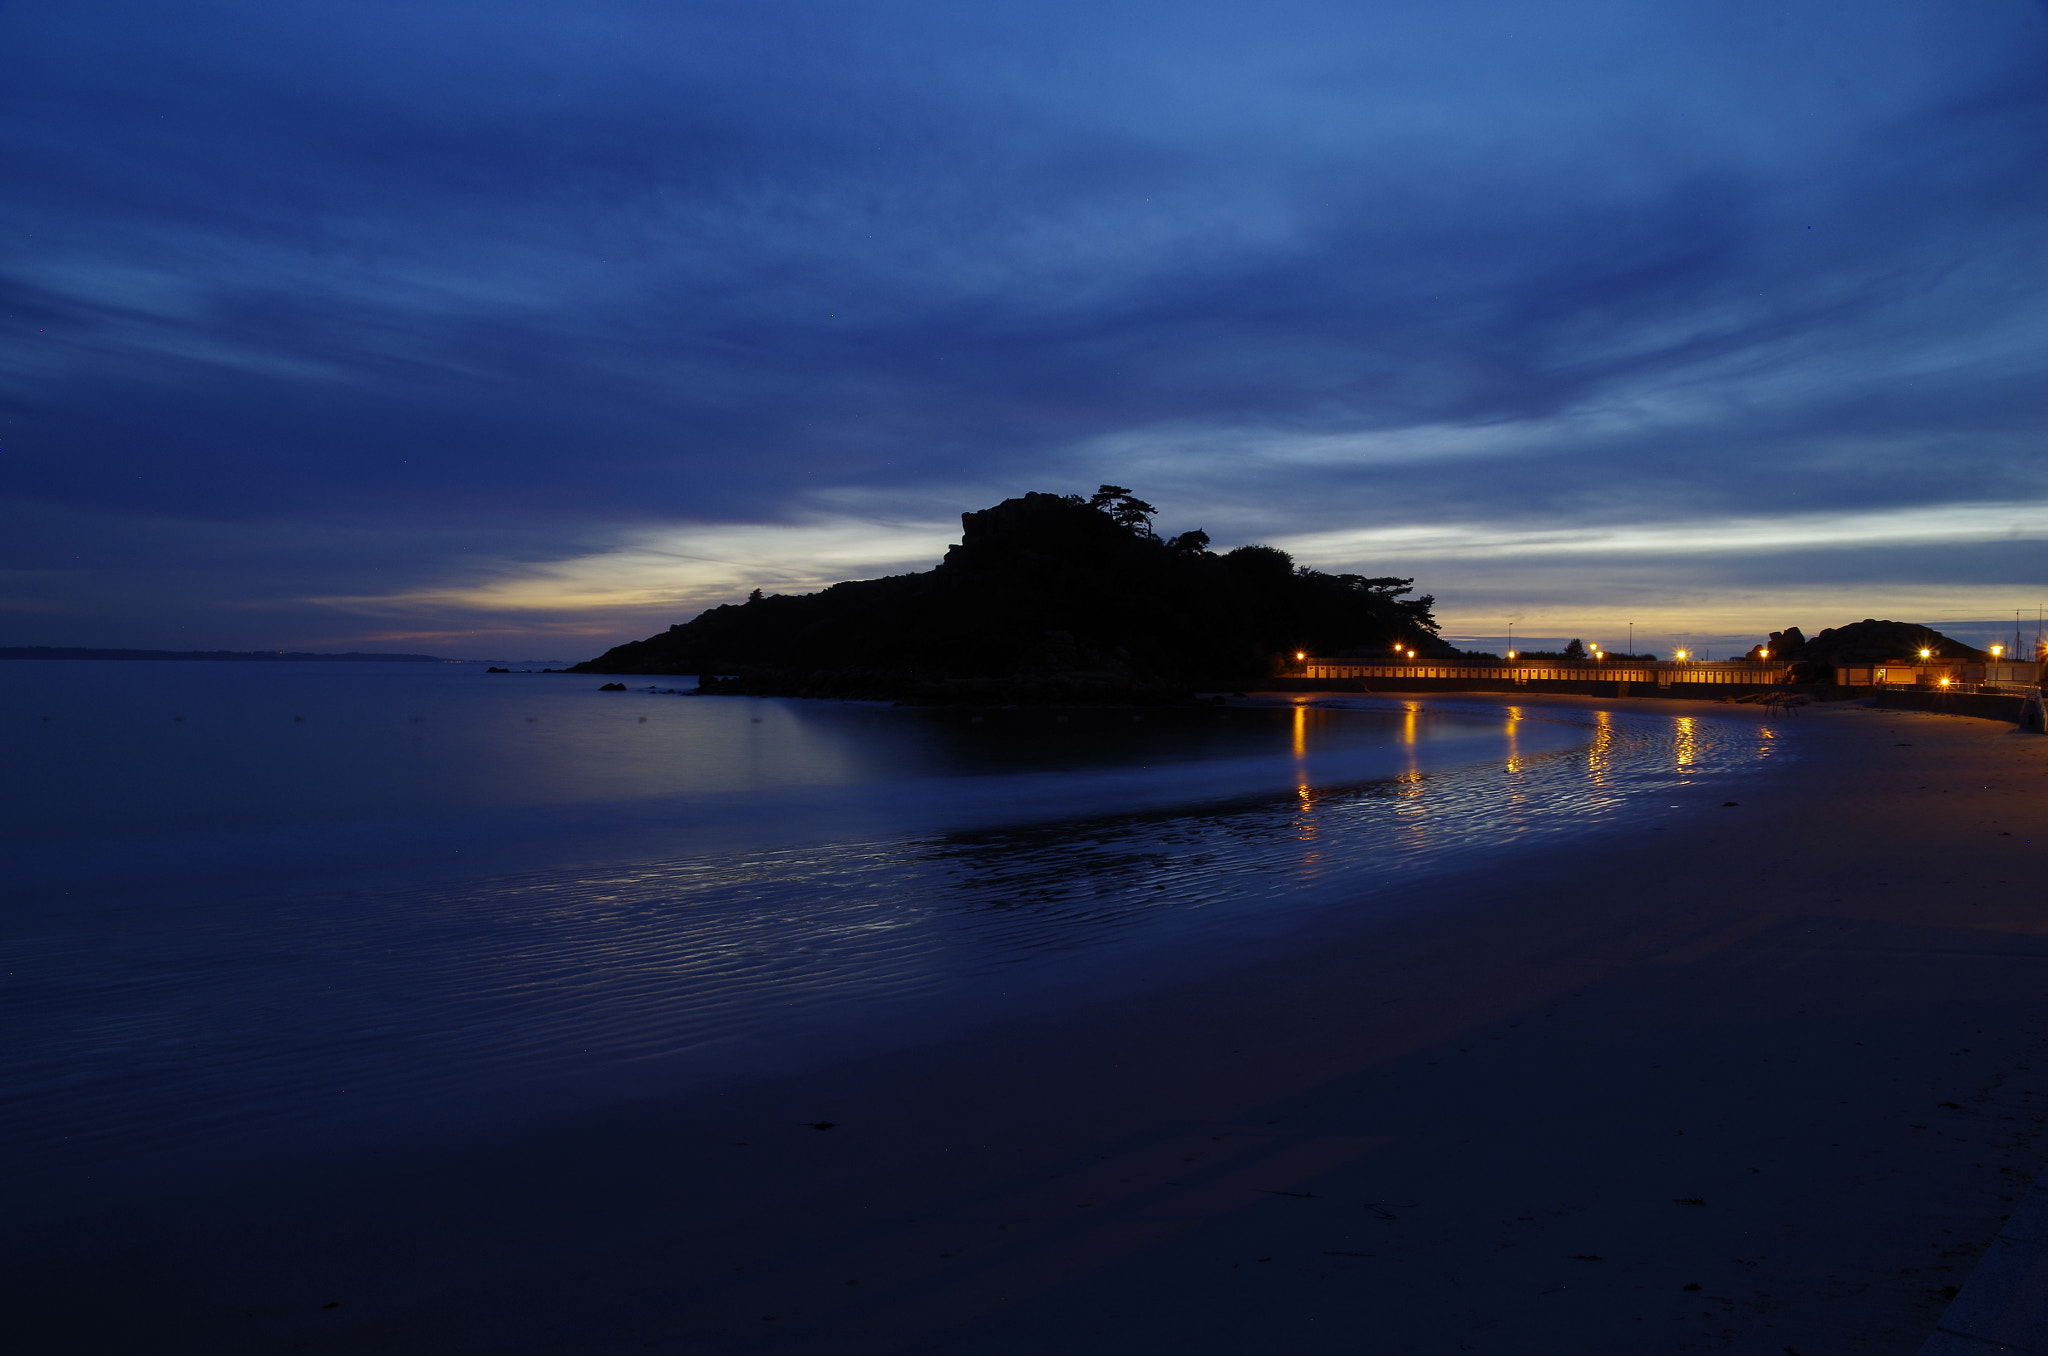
567, 490, 1445, 701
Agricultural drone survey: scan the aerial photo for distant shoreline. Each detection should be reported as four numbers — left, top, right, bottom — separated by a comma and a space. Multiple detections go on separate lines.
0, 646, 455, 662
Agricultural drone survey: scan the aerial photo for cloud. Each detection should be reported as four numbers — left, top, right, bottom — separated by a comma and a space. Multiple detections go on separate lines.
1272, 500, 2048, 564
318, 516, 958, 618
3, 0, 2046, 649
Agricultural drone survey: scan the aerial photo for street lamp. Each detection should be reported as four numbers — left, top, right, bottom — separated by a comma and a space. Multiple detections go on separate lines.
1675, 649, 1689, 661
1758, 647, 1770, 661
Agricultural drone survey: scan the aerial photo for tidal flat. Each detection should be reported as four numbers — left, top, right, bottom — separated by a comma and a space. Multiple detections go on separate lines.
5, 662, 2044, 1353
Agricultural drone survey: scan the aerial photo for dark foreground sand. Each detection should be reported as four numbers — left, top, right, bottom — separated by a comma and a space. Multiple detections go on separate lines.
11, 696, 2048, 1355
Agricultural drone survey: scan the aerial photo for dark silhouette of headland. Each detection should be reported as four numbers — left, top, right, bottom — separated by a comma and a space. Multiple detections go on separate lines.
568, 487, 1447, 702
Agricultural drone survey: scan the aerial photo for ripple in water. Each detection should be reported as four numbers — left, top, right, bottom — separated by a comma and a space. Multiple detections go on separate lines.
2, 697, 1785, 1204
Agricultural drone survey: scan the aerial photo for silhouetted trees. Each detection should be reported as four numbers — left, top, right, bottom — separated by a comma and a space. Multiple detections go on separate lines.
1085, 485, 1159, 535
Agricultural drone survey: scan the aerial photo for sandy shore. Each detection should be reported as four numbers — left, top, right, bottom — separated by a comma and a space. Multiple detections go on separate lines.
11, 695, 2048, 1355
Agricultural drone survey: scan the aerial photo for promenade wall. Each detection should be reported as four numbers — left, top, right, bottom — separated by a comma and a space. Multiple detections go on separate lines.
1219, 678, 2045, 726
1873, 689, 2038, 723
1217, 677, 1854, 700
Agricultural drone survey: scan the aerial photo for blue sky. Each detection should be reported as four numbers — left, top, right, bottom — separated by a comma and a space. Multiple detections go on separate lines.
5, 0, 2046, 659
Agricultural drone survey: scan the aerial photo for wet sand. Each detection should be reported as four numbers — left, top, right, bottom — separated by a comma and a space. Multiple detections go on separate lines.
10, 696, 2048, 1355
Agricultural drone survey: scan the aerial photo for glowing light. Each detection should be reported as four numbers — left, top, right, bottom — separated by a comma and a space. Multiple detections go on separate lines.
1294, 651, 1305, 661
1675, 649, 1689, 660
1506, 649, 1517, 660
1992, 645, 2005, 658
1919, 648, 1932, 659
1939, 677, 1952, 687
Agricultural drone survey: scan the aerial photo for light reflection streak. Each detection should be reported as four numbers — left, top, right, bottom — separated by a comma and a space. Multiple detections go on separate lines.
1673, 715, 1697, 771
1586, 708, 1614, 787
1495, 706, 1536, 839
1291, 701, 1320, 847
1401, 700, 1422, 785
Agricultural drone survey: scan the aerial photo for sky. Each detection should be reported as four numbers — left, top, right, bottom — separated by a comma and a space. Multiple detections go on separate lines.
4, 0, 2046, 661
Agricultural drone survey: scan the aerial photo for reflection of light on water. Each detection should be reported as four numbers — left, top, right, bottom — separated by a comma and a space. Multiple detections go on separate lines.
1496, 706, 1535, 838
1291, 703, 1319, 844
1673, 715, 1697, 770
1401, 701, 1422, 787
1586, 708, 1614, 785
1293, 780, 1320, 842
7, 699, 1788, 1188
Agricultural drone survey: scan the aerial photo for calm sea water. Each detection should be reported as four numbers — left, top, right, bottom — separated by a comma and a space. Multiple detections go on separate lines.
1, 661, 1788, 1212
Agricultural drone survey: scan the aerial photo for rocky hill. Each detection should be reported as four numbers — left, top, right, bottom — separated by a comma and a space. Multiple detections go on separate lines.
1744, 619, 1988, 680
568, 488, 1447, 702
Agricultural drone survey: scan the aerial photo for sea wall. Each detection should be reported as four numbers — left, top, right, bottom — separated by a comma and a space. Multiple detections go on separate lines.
1873, 689, 2037, 723
1220, 678, 2045, 726
1219, 677, 1862, 701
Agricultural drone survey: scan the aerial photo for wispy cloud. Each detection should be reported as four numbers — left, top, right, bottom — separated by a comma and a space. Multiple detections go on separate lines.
1273, 500, 2048, 564
312, 517, 958, 618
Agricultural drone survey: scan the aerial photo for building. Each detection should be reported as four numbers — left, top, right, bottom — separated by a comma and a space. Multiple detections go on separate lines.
1834, 659, 2043, 690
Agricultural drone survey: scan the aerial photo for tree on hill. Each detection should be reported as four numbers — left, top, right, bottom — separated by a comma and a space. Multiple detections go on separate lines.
568, 490, 1443, 701
1085, 485, 1158, 535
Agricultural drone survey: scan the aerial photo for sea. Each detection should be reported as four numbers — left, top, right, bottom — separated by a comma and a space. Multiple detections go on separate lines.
1, 660, 1790, 1217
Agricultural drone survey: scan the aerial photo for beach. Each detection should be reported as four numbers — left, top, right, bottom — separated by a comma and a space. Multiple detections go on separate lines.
8, 693, 2047, 1354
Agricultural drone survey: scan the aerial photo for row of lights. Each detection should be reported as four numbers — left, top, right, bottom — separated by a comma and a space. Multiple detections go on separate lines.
1302, 643, 2009, 668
